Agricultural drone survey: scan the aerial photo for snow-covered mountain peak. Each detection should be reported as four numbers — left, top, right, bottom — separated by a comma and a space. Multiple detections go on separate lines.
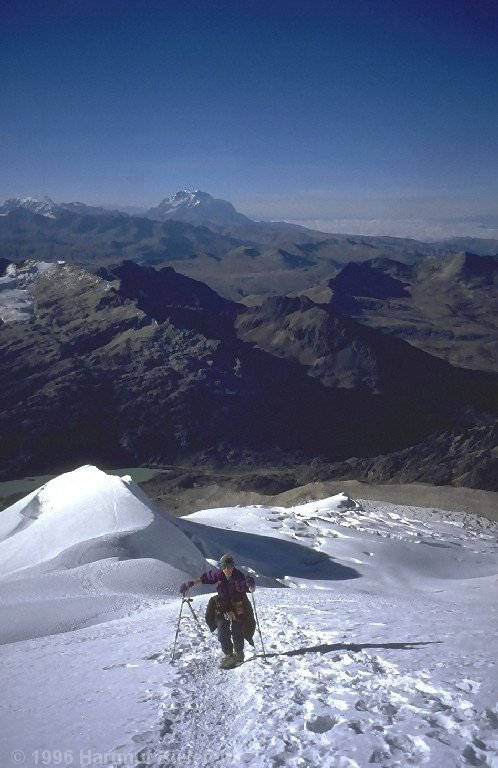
0, 465, 207, 579
0, 189, 251, 225
146, 189, 251, 226
167, 189, 205, 208
0, 196, 125, 219
0, 195, 59, 217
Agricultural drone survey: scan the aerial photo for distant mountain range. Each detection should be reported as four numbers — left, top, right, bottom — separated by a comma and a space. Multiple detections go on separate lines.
0, 195, 122, 219
2, 191, 498, 255
2, 191, 497, 303
0, 190, 252, 227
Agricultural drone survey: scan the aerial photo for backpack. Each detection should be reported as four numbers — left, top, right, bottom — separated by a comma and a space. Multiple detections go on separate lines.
205, 594, 256, 645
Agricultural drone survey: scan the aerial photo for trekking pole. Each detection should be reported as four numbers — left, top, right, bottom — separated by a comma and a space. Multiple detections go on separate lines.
250, 591, 268, 660
171, 595, 186, 663
184, 595, 203, 630
171, 590, 204, 663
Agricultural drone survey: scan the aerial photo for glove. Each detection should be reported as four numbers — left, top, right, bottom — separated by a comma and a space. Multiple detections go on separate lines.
180, 580, 195, 595
246, 576, 255, 592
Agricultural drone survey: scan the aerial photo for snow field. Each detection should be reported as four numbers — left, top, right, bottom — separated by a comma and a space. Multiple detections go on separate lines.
0, 466, 497, 767
134, 586, 498, 768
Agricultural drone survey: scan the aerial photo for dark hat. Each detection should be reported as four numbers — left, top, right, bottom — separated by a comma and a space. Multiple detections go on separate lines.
219, 553, 235, 568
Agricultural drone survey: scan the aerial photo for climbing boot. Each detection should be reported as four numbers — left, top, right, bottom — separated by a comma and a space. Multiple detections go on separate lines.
219, 653, 236, 669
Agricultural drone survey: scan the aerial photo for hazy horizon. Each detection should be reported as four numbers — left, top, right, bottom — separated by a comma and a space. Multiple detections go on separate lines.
2, 189, 497, 243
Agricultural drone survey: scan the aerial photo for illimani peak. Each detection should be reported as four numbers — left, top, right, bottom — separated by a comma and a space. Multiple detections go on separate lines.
145, 190, 251, 226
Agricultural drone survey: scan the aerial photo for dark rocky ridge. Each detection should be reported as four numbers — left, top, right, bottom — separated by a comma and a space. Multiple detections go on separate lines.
235, 294, 498, 419
306, 424, 498, 491
0, 262, 417, 476
1, 258, 497, 490
320, 252, 498, 374
135, 425, 498, 517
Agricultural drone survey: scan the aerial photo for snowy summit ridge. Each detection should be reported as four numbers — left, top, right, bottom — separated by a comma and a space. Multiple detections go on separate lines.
0, 195, 59, 218
162, 189, 205, 209
0, 196, 123, 219
145, 189, 251, 226
0, 465, 206, 582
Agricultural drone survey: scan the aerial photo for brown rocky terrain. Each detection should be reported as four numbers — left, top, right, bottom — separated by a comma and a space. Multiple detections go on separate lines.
323, 253, 498, 373
136, 464, 498, 523
0, 206, 460, 300
1, 198, 497, 496
3, 260, 461, 480
1, 255, 497, 494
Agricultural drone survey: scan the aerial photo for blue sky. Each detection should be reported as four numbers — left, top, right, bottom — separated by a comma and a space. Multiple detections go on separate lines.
1, 0, 497, 235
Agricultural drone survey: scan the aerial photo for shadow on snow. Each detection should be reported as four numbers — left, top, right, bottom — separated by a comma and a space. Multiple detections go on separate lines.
173, 517, 360, 581
250, 640, 443, 662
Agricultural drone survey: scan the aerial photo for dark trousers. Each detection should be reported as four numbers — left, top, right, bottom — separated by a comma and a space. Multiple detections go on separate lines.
216, 615, 244, 655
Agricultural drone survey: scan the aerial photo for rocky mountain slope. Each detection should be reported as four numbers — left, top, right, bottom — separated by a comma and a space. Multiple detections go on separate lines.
1, 258, 497, 489
323, 252, 498, 373
0, 260, 420, 478
1, 194, 497, 491
234, 294, 497, 410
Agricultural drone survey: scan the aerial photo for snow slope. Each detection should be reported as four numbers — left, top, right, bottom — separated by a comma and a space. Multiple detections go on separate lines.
0, 466, 497, 767
0, 260, 57, 322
